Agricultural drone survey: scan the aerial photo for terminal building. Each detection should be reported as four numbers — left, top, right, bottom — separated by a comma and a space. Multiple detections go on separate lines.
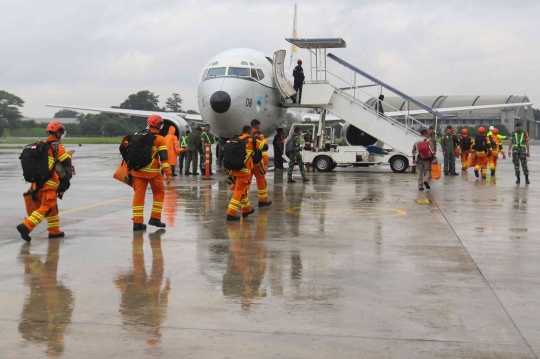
370, 95, 537, 137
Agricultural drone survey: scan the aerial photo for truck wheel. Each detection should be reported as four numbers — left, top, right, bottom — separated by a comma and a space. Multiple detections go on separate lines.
390, 156, 408, 173
314, 156, 333, 172
330, 162, 337, 171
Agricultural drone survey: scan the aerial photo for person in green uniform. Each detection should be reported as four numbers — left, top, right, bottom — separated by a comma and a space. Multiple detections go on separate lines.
178, 130, 189, 175
287, 127, 310, 183
441, 125, 458, 175
508, 122, 530, 184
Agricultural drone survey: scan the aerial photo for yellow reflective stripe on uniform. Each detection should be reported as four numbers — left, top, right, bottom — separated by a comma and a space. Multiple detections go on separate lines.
58, 153, 69, 161
158, 145, 167, 151
240, 168, 251, 173
257, 141, 265, 150
162, 163, 170, 169
45, 180, 59, 189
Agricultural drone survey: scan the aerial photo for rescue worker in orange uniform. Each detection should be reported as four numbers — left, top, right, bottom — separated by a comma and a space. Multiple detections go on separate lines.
488, 127, 506, 176
131, 115, 172, 231
251, 119, 272, 207
17, 121, 72, 242
164, 126, 184, 177
226, 126, 264, 221
471, 126, 491, 179
458, 128, 472, 170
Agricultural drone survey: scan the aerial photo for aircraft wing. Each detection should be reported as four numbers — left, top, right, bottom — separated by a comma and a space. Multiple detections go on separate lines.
385, 102, 533, 118
46, 103, 203, 122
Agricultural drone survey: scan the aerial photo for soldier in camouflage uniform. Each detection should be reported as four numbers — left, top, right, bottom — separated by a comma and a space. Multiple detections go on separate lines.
508, 122, 530, 184
287, 128, 310, 183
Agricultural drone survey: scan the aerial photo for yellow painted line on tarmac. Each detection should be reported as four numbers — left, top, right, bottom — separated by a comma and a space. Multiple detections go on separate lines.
59, 196, 129, 215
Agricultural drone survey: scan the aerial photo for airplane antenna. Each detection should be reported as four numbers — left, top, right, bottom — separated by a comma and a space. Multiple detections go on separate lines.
290, 3, 298, 68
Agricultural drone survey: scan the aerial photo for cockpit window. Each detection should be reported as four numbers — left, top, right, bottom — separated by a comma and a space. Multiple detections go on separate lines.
228, 67, 250, 77
206, 67, 226, 77
211, 61, 218, 65
250, 68, 258, 80
201, 69, 208, 81
256, 69, 265, 80
249, 62, 254, 66
241, 61, 249, 65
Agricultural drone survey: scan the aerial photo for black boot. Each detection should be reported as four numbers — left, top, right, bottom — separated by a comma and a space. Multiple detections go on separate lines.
226, 214, 240, 221
242, 208, 255, 218
288, 178, 296, 183
258, 200, 272, 207
474, 170, 479, 178
423, 181, 430, 190
17, 224, 31, 242
49, 232, 65, 239
491, 170, 495, 176
133, 223, 147, 231
303, 178, 310, 183
525, 175, 530, 184
149, 218, 166, 228
171, 165, 177, 177
516, 176, 520, 184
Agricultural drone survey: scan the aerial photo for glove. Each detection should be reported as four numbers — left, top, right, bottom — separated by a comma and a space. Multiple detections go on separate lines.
227, 174, 234, 185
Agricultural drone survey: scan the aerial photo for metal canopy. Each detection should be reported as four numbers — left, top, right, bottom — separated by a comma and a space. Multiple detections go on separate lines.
285, 38, 346, 49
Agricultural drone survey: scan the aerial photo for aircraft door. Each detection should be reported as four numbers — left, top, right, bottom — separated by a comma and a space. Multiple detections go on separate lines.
273, 50, 296, 100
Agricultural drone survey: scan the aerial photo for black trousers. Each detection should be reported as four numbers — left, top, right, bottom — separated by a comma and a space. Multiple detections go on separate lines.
294, 83, 303, 104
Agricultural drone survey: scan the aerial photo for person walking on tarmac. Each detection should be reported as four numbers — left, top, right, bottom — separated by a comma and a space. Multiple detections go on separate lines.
273, 128, 285, 170
287, 127, 310, 183
412, 128, 435, 191
251, 119, 272, 207
471, 126, 491, 179
165, 126, 182, 177
185, 127, 201, 175
131, 115, 171, 231
292, 59, 305, 104
178, 130, 189, 175
458, 128, 472, 171
441, 125, 458, 175
17, 121, 73, 242
200, 124, 214, 176
226, 126, 264, 221
428, 125, 437, 158
488, 128, 506, 176
508, 122, 530, 184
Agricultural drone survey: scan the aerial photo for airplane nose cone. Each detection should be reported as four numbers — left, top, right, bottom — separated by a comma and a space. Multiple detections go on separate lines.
210, 91, 231, 113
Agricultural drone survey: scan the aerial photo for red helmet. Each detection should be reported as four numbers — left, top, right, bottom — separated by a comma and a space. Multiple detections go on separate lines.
492, 128, 499, 134
297, 59, 302, 64
478, 126, 485, 133
461, 128, 468, 134
147, 114, 164, 129
46, 121, 66, 133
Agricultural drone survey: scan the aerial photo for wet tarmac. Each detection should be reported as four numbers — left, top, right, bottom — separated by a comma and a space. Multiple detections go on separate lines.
1, 144, 539, 358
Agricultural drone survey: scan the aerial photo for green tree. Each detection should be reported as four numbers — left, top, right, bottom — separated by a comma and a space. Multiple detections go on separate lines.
165, 93, 183, 112
186, 109, 199, 114
0, 90, 24, 131
119, 90, 161, 128
54, 109, 80, 118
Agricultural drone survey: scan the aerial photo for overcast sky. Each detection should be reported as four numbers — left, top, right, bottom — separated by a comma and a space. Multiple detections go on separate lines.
1, 0, 538, 117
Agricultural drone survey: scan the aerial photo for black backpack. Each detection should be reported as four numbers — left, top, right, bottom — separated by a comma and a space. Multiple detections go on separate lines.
473, 135, 487, 151
460, 136, 471, 150
223, 135, 250, 171
20, 141, 53, 183
120, 129, 156, 170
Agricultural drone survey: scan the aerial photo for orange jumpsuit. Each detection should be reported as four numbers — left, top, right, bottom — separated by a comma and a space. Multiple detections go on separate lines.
165, 126, 181, 166
488, 134, 505, 174
251, 128, 269, 204
472, 135, 489, 178
459, 135, 472, 170
23, 136, 71, 235
227, 134, 262, 217
131, 128, 171, 224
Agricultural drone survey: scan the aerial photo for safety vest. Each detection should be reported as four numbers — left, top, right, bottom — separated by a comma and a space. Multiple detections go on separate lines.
180, 136, 187, 147
514, 132, 526, 147
202, 132, 212, 145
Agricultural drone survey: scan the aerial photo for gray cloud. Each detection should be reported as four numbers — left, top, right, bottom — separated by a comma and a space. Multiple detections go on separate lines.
1, 0, 538, 116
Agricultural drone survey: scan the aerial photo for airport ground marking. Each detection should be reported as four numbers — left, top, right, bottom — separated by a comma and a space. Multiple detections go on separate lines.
59, 196, 129, 215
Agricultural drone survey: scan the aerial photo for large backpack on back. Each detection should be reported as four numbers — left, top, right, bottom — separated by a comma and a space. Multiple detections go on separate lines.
223, 135, 250, 171
285, 137, 296, 156
460, 136, 471, 150
121, 129, 155, 170
473, 135, 487, 151
20, 141, 52, 183
417, 139, 433, 160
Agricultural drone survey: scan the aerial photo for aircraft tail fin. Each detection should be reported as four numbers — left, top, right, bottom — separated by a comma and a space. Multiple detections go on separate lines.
289, 3, 298, 69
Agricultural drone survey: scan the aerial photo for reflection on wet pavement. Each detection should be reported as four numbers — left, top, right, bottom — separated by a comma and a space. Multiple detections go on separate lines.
0, 144, 540, 358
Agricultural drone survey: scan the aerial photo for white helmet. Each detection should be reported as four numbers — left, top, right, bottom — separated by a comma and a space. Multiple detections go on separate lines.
489, 126, 494, 130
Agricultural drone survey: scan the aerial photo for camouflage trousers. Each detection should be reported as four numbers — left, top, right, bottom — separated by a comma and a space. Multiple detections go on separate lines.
287, 152, 306, 179
512, 147, 528, 176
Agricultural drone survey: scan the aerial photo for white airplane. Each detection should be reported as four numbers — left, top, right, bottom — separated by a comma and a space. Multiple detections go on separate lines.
47, 4, 532, 148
